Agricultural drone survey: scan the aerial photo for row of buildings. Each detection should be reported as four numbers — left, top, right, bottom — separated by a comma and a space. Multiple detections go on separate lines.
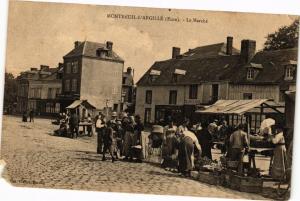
16, 36, 297, 128
135, 36, 297, 128
16, 41, 135, 116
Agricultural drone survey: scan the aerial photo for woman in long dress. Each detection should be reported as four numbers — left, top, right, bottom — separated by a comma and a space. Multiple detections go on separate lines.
270, 125, 287, 180
196, 122, 212, 159
177, 128, 201, 176
122, 117, 135, 161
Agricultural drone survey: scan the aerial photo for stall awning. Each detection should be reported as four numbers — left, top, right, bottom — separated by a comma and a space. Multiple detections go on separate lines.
66, 100, 96, 109
195, 99, 275, 115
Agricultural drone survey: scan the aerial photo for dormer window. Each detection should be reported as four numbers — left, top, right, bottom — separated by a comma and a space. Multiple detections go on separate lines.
149, 69, 161, 82
246, 63, 263, 80
247, 68, 255, 80
173, 68, 186, 82
96, 48, 108, 58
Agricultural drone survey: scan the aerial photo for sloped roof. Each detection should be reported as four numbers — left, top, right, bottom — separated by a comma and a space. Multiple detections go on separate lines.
231, 48, 298, 84
195, 99, 271, 115
64, 41, 124, 62
181, 43, 239, 60
137, 42, 298, 86
66, 100, 96, 109
137, 54, 241, 86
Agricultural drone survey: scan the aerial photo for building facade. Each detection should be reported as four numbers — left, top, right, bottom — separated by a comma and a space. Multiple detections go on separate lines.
59, 41, 124, 112
136, 36, 297, 125
16, 64, 63, 116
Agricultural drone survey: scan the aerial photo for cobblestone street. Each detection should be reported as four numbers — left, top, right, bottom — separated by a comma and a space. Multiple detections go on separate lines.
0, 115, 267, 200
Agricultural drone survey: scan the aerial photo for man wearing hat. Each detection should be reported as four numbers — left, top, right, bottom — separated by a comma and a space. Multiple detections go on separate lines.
110, 111, 118, 124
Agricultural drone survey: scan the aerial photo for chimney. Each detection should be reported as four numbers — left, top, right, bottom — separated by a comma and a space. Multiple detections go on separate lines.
240, 39, 256, 63
30, 67, 38, 71
40, 65, 49, 71
172, 47, 181, 59
106, 41, 113, 57
127, 67, 132, 74
74, 41, 81, 49
226, 36, 233, 55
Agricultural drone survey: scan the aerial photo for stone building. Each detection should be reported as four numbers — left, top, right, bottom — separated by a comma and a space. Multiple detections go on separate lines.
135, 36, 297, 125
16, 64, 63, 116
58, 41, 124, 112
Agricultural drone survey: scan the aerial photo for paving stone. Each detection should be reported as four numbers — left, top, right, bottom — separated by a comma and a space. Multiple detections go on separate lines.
1, 116, 267, 200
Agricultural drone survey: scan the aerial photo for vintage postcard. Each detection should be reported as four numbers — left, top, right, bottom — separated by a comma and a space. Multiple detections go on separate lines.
1, 1, 299, 200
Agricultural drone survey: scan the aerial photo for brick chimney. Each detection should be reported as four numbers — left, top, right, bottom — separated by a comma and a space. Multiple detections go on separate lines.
106, 41, 113, 57
172, 47, 180, 59
240, 39, 256, 63
226, 36, 233, 55
74, 41, 82, 49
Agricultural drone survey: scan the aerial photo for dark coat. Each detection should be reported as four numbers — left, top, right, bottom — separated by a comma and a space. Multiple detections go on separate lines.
196, 128, 212, 159
69, 113, 79, 127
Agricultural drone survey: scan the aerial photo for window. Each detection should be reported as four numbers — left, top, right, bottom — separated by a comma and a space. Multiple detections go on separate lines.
145, 90, 152, 104
113, 104, 118, 111
169, 90, 177, 105
48, 88, 53, 99
285, 66, 293, 80
247, 68, 255, 80
64, 79, 70, 92
72, 61, 78, 73
112, 86, 118, 95
243, 93, 253, 100
55, 103, 60, 113
55, 88, 61, 96
189, 85, 198, 99
144, 108, 151, 124
71, 79, 77, 92
66, 62, 71, 74
33, 88, 41, 98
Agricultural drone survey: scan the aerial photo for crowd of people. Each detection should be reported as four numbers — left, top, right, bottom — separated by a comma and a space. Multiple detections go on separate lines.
152, 117, 288, 180
54, 111, 289, 180
95, 111, 144, 163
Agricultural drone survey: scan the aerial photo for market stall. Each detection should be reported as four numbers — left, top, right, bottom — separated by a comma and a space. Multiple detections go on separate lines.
192, 99, 285, 193
66, 100, 96, 136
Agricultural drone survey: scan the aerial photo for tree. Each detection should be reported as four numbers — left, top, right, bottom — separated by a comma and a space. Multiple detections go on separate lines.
264, 19, 299, 51
4, 72, 18, 113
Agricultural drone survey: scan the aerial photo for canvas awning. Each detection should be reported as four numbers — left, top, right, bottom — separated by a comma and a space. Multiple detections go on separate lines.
66, 100, 96, 109
195, 99, 283, 115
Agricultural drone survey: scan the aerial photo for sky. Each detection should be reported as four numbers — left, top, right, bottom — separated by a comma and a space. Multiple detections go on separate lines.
5, 1, 298, 81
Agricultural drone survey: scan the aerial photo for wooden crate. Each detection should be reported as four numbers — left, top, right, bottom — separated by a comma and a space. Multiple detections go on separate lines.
229, 174, 263, 193
198, 171, 223, 185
